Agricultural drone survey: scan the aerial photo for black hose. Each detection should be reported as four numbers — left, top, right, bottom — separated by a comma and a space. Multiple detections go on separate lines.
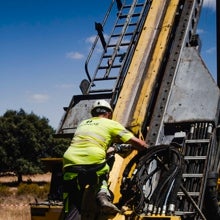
149, 148, 183, 213
167, 168, 182, 205
156, 166, 180, 212
120, 144, 183, 214
149, 164, 176, 208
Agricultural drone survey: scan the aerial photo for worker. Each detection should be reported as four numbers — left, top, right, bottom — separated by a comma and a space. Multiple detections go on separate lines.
62, 99, 148, 219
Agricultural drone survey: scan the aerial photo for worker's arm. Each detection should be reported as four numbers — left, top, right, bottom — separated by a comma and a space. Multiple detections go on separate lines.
107, 133, 148, 156
126, 136, 148, 151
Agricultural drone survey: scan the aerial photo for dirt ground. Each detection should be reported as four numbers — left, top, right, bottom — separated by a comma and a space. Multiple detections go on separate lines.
0, 172, 51, 183
0, 173, 51, 220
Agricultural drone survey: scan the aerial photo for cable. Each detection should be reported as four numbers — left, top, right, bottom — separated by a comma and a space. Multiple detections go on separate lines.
119, 144, 183, 215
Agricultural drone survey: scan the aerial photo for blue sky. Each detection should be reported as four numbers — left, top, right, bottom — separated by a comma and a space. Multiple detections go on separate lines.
0, 0, 217, 129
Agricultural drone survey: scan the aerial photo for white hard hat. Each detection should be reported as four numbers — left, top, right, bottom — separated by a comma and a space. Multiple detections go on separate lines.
91, 100, 113, 116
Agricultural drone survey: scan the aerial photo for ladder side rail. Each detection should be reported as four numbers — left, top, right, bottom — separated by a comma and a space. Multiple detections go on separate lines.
197, 123, 215, 210
197, 138, 213, 209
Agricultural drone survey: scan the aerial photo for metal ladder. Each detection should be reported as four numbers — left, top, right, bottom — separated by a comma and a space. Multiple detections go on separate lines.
177, 122, 213, 218
83, 0, 152, 96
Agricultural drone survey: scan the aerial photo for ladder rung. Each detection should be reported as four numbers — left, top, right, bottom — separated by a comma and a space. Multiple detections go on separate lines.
119, 13, 141, 19
185, 139, 210, 144
178, 192, 200, 196
93, 77, 117, 81
134, 3, 145, 7
115, 22, 137, 28
98, 65, 121, 70
107, 42, 130, 48
122, 5, 131, 9
184, 156, 207, 160
182, 173, 203, 178
111, 32, 135, 38
89, 89, 113, 93
175, 211, 196, 216
103, 53, 126, 59
103, 54, 113, 58
123, 3, 144, 9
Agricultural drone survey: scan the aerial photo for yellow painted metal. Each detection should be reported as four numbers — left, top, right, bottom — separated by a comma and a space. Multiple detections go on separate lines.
131, 0, 179, 135
113, 0, 169, 132
112, 213, 182, 220
137, 216, 181, 219
31, 206, 63, 220
110, 0, 180, 206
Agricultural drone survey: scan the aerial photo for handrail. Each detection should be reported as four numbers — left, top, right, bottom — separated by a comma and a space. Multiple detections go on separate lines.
84, 0, 115, 82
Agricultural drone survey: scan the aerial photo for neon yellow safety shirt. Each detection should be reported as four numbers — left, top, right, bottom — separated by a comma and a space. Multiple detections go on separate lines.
63, 117, 134, 167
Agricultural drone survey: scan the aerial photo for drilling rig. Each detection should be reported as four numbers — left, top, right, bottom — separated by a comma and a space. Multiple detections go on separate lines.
31, 0, 220, 219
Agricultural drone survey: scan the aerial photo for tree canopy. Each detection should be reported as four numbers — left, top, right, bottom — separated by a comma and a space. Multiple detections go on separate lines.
0, 109, 70, 182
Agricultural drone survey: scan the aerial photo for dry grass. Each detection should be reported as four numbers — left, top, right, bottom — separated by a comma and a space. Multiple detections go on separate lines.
0, 205, 30, 220
0, 173, 51, 220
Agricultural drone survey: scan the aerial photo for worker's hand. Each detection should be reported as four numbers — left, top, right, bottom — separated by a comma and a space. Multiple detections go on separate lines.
128, 136, 148, 151
107, 146, 115, 154
112, 143, 133, 158
113, 143, 133, 153
107, 144, 133, 155
143, 143, 149, 149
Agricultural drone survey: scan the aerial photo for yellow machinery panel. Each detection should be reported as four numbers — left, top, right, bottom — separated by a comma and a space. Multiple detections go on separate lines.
31, 205, 63, 220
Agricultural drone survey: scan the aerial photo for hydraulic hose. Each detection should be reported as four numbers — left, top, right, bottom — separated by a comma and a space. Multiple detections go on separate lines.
149, 165, 177, 211
149, 149, 183, 214
167, 168, 183, 213
155, 166, 180, 214
120, 144, 183, 215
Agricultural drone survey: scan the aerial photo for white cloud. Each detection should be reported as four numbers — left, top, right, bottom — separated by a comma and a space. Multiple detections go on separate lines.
30, 94, 49, 103
197, 28, 204, 34
206, 46, 216, 54
66, 51, 84, 60
203, 0, 216, 10
86, 35, 96, 44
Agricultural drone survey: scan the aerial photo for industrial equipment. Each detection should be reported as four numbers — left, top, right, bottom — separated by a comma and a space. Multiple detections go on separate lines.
31, 0, 220, 219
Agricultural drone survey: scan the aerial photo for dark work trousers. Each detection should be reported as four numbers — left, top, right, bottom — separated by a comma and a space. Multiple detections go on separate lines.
62, 163, 107, 220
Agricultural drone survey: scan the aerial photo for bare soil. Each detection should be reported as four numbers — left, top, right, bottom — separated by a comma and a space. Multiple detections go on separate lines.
0, 173, 51, 220
0, 172, 51, 183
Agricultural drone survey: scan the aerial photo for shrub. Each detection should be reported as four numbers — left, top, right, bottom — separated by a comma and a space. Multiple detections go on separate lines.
17, 183, 50, 199
0, 184, 12, 197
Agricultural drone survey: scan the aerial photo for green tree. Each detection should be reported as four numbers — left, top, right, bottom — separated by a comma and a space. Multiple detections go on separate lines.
0, 109, 69, 183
